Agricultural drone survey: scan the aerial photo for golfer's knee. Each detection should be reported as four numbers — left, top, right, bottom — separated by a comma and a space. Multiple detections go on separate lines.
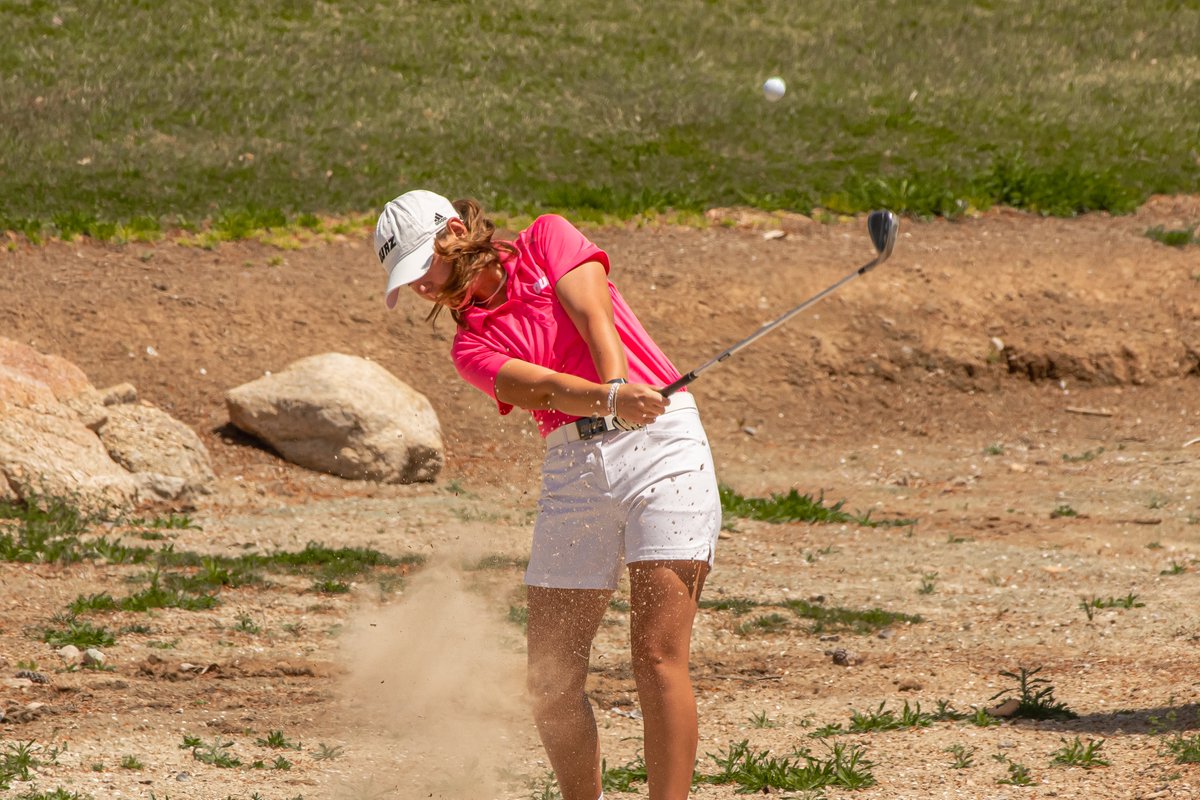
528, 662, 585, 719
631, 643, 687, 683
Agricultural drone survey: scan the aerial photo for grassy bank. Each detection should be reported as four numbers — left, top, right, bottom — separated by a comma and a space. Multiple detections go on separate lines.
1, 0, 1197, 236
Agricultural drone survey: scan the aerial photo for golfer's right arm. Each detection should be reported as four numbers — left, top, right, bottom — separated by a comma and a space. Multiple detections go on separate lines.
495, 360, 666, 424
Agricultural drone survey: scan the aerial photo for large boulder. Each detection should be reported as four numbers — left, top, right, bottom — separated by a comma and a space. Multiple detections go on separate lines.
225, 353, 443, 483
0, 338, 215, 509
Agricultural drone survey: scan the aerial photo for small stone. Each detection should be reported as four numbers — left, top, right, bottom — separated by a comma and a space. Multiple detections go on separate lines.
14, 670, 49, 684
82, 648, 106, 667
896, 676, 923, 692
987, 698, 1021, 718
827, 648, 862, 667
58, 645, 82, 663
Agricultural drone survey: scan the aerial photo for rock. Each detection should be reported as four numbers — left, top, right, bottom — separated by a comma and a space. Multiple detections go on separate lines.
58, 645, 82, 664
14, 669, 49, 684
896, 676, 923, 692
82, 648, 107, 668
826, 648, 862, 667
99, 383, 138, 405
96, 403, 215, 496
0, 337, 216, 508
987, 698, 1021, 717
225, 353, 444, 483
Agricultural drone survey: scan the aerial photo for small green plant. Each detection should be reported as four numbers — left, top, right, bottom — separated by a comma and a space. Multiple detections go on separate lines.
748, 710, 778, 729
272, 755, 293, 770
737, 612, 790, 635
1146, 541, 1163, 549
43, 618, 116, 648
1062, 447, 1104, 463
120, 755, 143, 770
256, 730, 300, 750
312, 743, 345, 761
235, 613, 261, 634
1148, 494, 1167, 510
1145, 225, 1199, 247
989, 666, 1076, 720
508, 605, 529, 630
601, 754, 648, 792
1051, 504, 1079, 519
1161, 561, 1188, 575
946, 744, 976, 769
699, 596, 762, 616
696, 739, 875, 792
720, 486, 915, 527
1080, 593, 1145, 620
1050, 737, 1109, 769
993, 753, 1034, 786
918, 571, 938, 595
1165, 734, 1200, 764
312, 578, 351, 594
181, 735, 241, 768
983, 443, 1004, 456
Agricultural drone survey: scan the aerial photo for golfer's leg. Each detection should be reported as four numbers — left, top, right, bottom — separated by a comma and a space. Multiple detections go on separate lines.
628, 560, 708, 800
527, 586, 613, 800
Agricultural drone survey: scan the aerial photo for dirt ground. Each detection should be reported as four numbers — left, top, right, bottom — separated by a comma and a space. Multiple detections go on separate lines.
2, 197, 1200, 800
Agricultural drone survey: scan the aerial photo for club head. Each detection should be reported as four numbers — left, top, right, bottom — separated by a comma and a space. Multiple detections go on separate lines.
866, 210, 899, 262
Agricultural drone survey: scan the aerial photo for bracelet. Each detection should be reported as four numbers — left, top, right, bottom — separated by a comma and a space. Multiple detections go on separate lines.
606, 382, 621, 416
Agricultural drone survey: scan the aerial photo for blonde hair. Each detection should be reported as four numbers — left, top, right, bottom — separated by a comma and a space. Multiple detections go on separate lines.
426, 198, 516, 327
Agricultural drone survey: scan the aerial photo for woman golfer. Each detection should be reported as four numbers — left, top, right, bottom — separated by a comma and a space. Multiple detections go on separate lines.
375, 190, 721, 800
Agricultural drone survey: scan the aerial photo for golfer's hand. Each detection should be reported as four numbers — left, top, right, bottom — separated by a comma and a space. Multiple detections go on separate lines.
613, 382, 667, 427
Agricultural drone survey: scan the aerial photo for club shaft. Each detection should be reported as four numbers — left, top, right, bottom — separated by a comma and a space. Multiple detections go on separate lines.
660, 255, 881, 397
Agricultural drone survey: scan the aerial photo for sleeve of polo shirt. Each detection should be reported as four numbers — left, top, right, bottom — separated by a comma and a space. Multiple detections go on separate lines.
528, 214, 610, 286
452, 335, 514, 415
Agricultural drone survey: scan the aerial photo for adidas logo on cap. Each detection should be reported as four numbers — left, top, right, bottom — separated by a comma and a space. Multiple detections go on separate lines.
433, 212, 446, 226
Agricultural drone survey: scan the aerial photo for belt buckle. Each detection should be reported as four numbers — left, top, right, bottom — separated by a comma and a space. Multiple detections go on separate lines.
575, 416, 609, 440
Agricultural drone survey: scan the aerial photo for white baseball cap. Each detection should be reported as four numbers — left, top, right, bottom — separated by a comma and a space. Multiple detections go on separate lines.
375, 190, 460, 309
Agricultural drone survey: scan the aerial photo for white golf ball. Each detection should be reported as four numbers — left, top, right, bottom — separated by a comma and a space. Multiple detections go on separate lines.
762, 76, 786, 102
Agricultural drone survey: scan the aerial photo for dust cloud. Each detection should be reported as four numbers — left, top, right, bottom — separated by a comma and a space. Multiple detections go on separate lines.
331, 553, 533, 799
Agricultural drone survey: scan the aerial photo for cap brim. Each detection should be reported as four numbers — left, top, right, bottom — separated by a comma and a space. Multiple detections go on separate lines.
383, 237, 436, 309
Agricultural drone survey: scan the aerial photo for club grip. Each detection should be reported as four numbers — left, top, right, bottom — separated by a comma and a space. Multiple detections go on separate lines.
660, 372, 696, 397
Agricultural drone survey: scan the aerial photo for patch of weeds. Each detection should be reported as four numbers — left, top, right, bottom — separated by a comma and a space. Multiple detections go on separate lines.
1164, 734, 1200, 764
147, 638, 179, 649
993, 753, 1034, 785
508, 605, 529, 630
988, 666, 1077, 720
13, 790, 93, 800
120, 755, 144, 770
946, 744, 976, 769
1161, 561, 1188, 575
719, 486, 914, 528
311, 578, 351, 594
1145, 225, 1199, 247
529, 774, 562, 800
69, 592, 119, 614
1050, 737, 1109, 769
819, 701, 942, 735
749, 710, 778, 729
918, 572, 938, 595
783, 598, 922, 636
272, 755, 293, 770
696, 739, 875, 792
1146, 541, 1164, 550
1051, 504, 1079, 519
121, 571, 218, 611
468, 554, 529, 571
43, 618, 116, 648
1148, 494, 1168, 510
608, 598, 630, 613
737, 612, 790, 635
181, 735, 241, 768
312, 743, 345, 761
700, 596, 762, 616
119, 622, 154, 635
1062, 447, 1104, 463
946, 533, 971, 544
601, 754, 648, 792
1080, 593, 1144, 620
983, 443, 1004, 456
256, 730, 300, 750
235, 613, 261, 634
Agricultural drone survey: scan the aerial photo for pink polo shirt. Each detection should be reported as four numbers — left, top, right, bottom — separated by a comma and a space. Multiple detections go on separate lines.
451, 214, 683, 437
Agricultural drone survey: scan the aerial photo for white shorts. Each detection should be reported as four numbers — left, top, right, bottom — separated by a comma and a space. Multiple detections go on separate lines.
526, 393, 722, 590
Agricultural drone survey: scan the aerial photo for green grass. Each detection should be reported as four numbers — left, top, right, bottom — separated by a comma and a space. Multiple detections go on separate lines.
989, 666, 1077, 721
720, 487, 914, 527
697, 739, 875, 792
1050, 737, 1110, 769
700, 595, 921, 636
1146, 226, 1199, 247
2, 1, 1197, 235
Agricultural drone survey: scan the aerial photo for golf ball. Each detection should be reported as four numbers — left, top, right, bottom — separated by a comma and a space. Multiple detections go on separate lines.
762, 76, 786, 102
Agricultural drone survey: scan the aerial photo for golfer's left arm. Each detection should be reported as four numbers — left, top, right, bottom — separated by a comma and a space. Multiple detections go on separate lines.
555, 260, 628, 383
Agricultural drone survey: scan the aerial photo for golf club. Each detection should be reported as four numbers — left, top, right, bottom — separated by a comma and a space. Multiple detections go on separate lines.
660, 209, 899, 397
